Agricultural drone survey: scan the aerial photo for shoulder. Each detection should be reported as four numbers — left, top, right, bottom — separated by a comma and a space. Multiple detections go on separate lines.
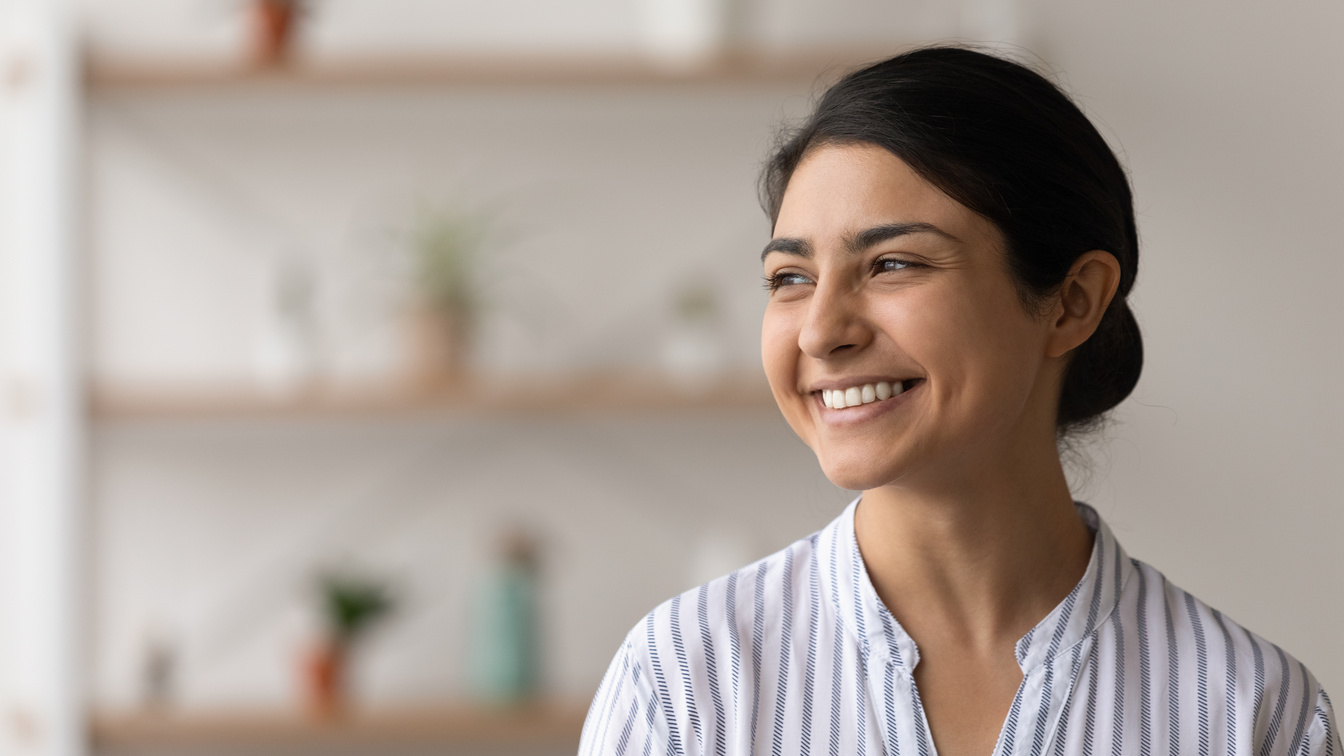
1118, 558, 1338, 755
623, 527, 822, 686
1123, 558, 1319, 693
581, 529, 826, 755
628, 528, 823, 676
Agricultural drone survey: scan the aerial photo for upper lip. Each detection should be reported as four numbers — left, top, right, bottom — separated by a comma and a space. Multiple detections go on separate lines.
803, 375, 920, 393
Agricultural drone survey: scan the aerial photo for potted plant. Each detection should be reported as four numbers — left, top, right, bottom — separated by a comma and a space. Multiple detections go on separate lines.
302, 571, 395, 717
248, 0, 304, 67
403, 206, 489, 387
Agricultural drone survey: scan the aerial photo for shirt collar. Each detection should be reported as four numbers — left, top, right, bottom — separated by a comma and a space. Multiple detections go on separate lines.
817, 497, 1133, 674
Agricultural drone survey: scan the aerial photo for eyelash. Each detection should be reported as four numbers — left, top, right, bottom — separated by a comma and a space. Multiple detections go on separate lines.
762, 272, 810, 292
763, 257, 920, 292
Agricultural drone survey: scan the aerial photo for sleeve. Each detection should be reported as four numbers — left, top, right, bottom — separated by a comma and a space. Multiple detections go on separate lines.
579, 631, 672, 756
1297, 688, 1341, 756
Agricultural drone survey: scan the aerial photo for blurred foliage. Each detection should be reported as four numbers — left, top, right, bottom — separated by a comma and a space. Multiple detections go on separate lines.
673, 282, 720, 323
409, 205, 491, 321
317, 571, 395, 644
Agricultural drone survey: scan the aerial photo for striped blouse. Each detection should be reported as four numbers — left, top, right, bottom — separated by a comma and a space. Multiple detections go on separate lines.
580, 499, 1339, 756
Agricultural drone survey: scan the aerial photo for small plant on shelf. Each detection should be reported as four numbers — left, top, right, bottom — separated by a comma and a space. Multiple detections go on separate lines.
403, 204, 491, 387
248, 0, 307, 67
302, 570, 395, 717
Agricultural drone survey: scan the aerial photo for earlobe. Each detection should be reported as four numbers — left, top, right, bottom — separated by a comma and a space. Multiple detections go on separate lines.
1045, 251, 1122, 358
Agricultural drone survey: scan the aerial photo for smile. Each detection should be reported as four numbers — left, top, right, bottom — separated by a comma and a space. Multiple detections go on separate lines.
819, 379, 921, 409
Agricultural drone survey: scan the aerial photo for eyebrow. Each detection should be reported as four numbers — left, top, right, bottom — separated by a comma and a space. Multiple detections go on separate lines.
760, 222, 958, 262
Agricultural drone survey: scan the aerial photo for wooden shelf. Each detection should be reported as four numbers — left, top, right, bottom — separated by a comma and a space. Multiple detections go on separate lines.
89, 370, 777, 420
84, 49, 890, 91
90, 702, 588, 749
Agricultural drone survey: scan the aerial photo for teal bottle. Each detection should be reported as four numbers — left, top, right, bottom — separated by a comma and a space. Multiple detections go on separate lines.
469, 531, 539, 703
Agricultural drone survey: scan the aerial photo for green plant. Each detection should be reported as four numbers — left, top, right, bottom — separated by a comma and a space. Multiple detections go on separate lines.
673, 283, 719, 324
410, 206, 489, 320
317, 572, 394, 644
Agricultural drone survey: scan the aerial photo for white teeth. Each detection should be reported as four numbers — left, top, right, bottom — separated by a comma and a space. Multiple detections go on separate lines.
822, 380, 914, 409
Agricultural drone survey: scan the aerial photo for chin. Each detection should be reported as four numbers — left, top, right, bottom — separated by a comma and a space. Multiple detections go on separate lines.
815, 450, 904, 492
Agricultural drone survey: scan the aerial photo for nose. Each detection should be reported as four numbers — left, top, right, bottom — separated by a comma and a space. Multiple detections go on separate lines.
797, 278, 872, 359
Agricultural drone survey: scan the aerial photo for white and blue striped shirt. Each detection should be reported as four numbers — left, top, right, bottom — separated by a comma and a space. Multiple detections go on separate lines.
580, 499, 1339, 755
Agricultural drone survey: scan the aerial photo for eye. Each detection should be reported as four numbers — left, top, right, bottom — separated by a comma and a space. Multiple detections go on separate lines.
763, 271, 814, 292
873, 257, 918, 274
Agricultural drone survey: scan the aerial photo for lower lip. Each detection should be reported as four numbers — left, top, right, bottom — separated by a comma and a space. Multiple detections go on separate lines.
814, 381, 921, 427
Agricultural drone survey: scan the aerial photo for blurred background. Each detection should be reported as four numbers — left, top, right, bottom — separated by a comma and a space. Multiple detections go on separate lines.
0, 0, 1339, 754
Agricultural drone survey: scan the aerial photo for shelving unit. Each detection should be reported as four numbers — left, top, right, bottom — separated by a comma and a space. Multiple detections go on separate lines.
80, 38, 803, 756
84, 49, 886, 91
89, 371, 776, 420
91, 702, 588, 751
80, 48, 827, 424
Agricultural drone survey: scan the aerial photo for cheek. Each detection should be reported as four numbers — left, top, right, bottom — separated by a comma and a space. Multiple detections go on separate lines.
959, 290, 1047, 384
876, 285, 1043, 406
760, 306, 799, 386
760, 306, 816, 441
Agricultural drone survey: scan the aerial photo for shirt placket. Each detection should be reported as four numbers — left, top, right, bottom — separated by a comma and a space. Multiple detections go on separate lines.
998, 635, 1095, 756
860, 640, 944, 756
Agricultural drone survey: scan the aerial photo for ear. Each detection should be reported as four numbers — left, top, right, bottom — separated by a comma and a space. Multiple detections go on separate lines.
1045, 251, 1122, 359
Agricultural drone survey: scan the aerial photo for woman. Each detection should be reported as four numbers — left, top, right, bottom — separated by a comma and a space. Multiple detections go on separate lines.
579, 47, 1338, 756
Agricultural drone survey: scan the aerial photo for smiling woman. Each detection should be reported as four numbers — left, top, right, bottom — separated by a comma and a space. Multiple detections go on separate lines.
579, 47, 1339, 756
761, 144, 1108, 497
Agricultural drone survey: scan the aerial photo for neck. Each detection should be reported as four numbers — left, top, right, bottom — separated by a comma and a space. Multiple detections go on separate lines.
854, 431, 1093, 654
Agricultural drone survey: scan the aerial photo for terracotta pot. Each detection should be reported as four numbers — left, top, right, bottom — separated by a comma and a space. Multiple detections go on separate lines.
301, 639, 346, 717
250, 0, 299, 67
404, 307, 472, 388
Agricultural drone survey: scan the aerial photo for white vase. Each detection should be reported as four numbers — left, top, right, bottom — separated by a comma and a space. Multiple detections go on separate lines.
637, 0, 734, 70
661, 319, 726, 394
254, 257, 321, 395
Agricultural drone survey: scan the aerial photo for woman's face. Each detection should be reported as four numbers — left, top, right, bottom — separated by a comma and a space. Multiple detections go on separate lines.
761, 143, 1063, 491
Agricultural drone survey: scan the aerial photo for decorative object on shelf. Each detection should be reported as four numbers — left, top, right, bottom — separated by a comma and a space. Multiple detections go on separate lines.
402, 205, 490, 387
248, 0, 305, 67
469, 529, 541, 704
301, 570, 395, 717
255, 256, 323, 396
637, 0, 739, 70
139, 627, 177, 710
660, 281, 728, 393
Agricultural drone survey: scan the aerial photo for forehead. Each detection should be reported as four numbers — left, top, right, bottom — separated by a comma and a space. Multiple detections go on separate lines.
773, 143, 998, 248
